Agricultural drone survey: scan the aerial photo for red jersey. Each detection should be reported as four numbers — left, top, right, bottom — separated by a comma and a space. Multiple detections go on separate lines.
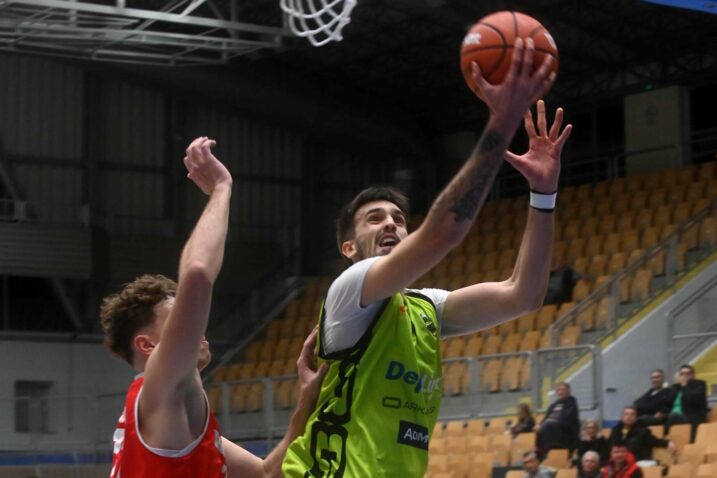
110, 376, 227, 478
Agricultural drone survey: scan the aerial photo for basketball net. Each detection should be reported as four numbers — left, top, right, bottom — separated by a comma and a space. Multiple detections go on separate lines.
280, 0, 358, 47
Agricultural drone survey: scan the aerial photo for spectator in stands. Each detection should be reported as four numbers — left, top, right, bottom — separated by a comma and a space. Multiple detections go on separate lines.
601, 444, 642, 478
666, 364, 708, 441
545, 259, 581, 305
576, 419, 609, 468
522, 451, 556, 478
579, 451, 601, 478
633, 369, 672, 426
511, 402, 537, 438
536, 382, 580, 459
608, 406, 674, 462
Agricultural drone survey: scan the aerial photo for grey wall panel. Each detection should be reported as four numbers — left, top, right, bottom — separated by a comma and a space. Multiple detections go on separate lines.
12, 164, 83, 224
185, 107, 302, 179
0, 223, 90, 278
0, 54, 83, 159
100, 171, 164, 219
101, 81, 165, 168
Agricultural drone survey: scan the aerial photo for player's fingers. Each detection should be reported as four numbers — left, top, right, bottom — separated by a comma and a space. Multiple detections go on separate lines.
549, 108, 564, 142
533, 71, 556, 104
524, 109, 537, 138
537, 100, 548, 137
186, 136, 206, 157
555, 124, 573, 153
471, 61, 490, 94
507, 37, 524, 81
521, 37, 534, 79
316, 363, 329, 380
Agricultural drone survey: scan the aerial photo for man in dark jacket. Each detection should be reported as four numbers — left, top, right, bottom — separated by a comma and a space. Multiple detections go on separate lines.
633, 369, 672, 425
536, 382, 580, 459
601, 444, 642, 478
609, 406, 675, 462
666, 364, 709, 441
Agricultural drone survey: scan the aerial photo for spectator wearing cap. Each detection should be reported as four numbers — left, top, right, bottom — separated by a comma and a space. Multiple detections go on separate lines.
667, 364, 708, 441
633, 369, 672, 426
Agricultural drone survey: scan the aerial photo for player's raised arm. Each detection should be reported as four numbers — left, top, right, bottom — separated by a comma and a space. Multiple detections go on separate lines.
142, 137, 232, 400
360, 37, 556, 307
442, 101, 571, 335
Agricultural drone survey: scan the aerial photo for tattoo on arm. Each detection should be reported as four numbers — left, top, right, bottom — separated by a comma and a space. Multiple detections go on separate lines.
440, 130, 506, 222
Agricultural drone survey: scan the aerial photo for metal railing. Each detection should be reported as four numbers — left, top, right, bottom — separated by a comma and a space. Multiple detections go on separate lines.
549, 196, 717, 350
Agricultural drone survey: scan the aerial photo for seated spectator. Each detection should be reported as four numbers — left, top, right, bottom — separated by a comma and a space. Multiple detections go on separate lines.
601, 444, 643, 478
576, 419, 609, 468
511, 403, 537, 438
667, 364, 708, 441
578, 451, 601, 478
633, 369, 672, 425
522, 451, 555, 478
536, 382, 580, 459
608, 406, 675, 462
545, 261, 581, 305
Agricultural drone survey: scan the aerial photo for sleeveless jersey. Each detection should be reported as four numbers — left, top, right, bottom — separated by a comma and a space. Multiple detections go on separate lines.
282, 292, 443, 477
110, 376, 227, 478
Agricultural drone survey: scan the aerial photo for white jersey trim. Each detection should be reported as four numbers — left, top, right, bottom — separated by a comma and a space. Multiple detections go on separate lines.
134, 385, 211, 458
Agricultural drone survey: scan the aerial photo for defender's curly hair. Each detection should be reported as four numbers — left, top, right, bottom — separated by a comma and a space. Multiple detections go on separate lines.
99, 274, 177, 365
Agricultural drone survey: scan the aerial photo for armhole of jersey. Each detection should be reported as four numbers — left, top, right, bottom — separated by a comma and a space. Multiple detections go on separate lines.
319, 296, 391, 361
134, 385, 211, 458
405, 290, 438, 312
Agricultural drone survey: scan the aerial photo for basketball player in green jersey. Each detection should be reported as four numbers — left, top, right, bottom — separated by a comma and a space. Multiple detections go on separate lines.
283, 38, 572, 477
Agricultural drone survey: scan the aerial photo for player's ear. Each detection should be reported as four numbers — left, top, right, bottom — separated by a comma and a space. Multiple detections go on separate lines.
341, 240, 357, 262
134, 334, 156, 358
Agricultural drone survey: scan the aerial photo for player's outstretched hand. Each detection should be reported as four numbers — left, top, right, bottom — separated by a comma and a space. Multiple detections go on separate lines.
471, 37, 556, 130
184, 136, 232, 195
296, 327, 329, 409
504, 100, 572, 193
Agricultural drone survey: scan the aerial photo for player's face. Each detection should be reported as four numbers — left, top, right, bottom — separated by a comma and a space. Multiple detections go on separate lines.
153, 298, 212, 371
346, 200, 408, 262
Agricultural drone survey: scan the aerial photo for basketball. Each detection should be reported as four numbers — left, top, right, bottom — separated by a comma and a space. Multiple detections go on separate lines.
460, 11, 559, 97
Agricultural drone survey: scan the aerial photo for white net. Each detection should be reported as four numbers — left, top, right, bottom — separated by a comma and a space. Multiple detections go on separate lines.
280, 0, 358, 47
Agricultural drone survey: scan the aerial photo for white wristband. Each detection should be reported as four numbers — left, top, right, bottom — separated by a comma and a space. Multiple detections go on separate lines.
530, 190, 557, 211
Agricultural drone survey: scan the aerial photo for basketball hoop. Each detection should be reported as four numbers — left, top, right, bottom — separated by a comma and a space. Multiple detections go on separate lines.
280, 0, 358, 47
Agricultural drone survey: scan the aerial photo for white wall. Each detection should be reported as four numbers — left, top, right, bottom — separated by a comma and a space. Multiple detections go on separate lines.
0, 339, 134, 450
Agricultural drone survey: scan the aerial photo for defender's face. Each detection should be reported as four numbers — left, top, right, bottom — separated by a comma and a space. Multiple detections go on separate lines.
344, 200, 408, 263
151, 298, 212, 371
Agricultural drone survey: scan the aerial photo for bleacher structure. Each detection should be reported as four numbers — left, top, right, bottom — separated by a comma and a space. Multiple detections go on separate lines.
203, 163, 717, 477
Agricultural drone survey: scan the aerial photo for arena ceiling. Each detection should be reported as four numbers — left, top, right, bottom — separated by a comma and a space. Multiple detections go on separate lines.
3, 0, 717, 134
231, 0, 717, 133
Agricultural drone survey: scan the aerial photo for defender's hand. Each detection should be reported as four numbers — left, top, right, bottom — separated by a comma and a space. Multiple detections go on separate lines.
296, 327, 328, 409
184, 136, 232, 195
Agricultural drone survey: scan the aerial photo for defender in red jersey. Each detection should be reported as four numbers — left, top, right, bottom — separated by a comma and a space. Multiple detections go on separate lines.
101, 137, 327, 478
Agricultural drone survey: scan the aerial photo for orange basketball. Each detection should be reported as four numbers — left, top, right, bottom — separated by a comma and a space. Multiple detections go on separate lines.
460, 11, 559, 98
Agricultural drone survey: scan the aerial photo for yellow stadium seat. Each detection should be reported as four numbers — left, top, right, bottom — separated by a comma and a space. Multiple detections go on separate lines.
481, 359, 502, 393
669, 423, 692, 453
555, 469, 577, 478
654, 204, 673, 228
696, 464, 717, 478
464, 334, 482, 356
444, 336, 466, 358
490, 434, 511, 466
544, 449, 570, 469
429, 436, 446, 454
444, 420, 465, 437
699, 217, 717, 247
608, 177, 627, 195
466, 418, 486, 436
599, 214, 617, 234
572, 279, 591, 302
666, 463, 693, 478
695, 422, 717, 446
641, 226, 660, 250
617, 214, 635, 231
613, 195, 630, 215
482, 334, 501, 355
520, 330, 540, 352
636, 208, 654, 230
607, 252, 627, 275
582, 217, 599, 238
560, 325, 580, 347
604, 233, 622, 255
698, 162, 716, 181
577, 303, 596, 331
621, 229, 640, 252
589, 255, 608, 277
678, 443, 705, 468
445, 435, 468, 454
648, 189, 667, 208
501, 333, 521, 354
595, 296, 615, 329
563, 220, 581, 241
426, 453, 448, 474
537, 304, 558, 330
469, 435, 491, 452
630, 190, 648, 211
469, 453, 494, 478
567, 239, 586, 263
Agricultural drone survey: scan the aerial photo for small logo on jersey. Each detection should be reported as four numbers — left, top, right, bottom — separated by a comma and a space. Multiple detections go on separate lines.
397, 421, 429, 450
462, 32, 482, 46
421, 313, 437, 336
